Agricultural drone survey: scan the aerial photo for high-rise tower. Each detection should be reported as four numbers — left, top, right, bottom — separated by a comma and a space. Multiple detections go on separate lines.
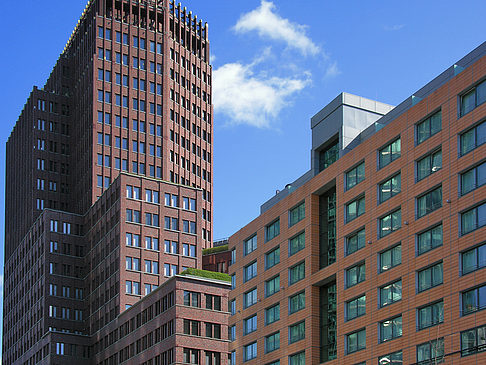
3, 1, 214, 363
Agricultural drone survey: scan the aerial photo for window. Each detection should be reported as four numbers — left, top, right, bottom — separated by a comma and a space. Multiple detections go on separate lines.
262, 302, 280, 326
462, 202, 486, 235
460, 79, 486, 116
206, 294, 221, 311
379, 138, 401, 169
379, 351, 403, 365
285, 294, 306, 320
183, 291, 200, 307
289, 321, 305, 344
289, 261, 305, 285
266, 219, 280, 242
345, 196, 365, 223
417, 262, 443, 292
183, 319, 200, 336
346, 329, 366, 354
244, 342, 257, 362
183, 348, 199, 364
417, 225, 442, 256
265, 332, 280, 353
417, 186, 442, 218
417, 300, 443, 330
244, 288, 258, 308
265, 247, 280, 269
346, 162, 365, 190
380, 280, 402, 307
416, 110, 441, 144
346, 295, 365, 321
244, 235, 257, 256
346, 262, 365, 288
461, 161, 486, 195
244, 261, 258, 282
289, 202, 305, 227
379, 209, 401, 238
289, 232, 305, 256
379, 173, 401, 203
417, 149, 442, 181
417, 338, 444, 364
380, 244, 401, 272
265, 276, 280, 297
289, 352, 305, 365
460, 120, 486, 155
462, 284, 486, 315
346, 228, 365, 256
244, 315, 257, 335
461, 324, 486, 356
380, 315, 402, 342
462, 243, 486, 275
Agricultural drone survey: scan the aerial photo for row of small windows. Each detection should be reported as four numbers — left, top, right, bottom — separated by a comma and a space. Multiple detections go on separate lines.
98, 27, 163, 54
98, 70, 163, 94
169, 48, 211, 86
97, 112, 163, 134
97, 90, 163, 115
170, 68, 212, 104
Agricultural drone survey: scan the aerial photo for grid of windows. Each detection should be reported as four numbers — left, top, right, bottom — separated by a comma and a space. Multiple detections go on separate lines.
289, 202, 305, 227
379, 173, 401, 203
416, 186, 442, 218
346, 162, 365, 190
417, 262, 443, 293
346, 228, 365, 256
416, 110, 441, 144
417, 225, 442, 256
379, 138, 401, 169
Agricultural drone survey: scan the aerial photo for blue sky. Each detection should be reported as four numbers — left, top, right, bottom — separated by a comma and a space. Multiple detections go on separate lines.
0, 0, 485, 348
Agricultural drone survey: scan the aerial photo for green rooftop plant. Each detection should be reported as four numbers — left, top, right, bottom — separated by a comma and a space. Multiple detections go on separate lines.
202, 244, 229, 255
179, 268, 231, 282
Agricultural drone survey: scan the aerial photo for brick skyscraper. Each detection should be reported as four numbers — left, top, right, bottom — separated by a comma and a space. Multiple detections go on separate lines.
3, 0, 214, 363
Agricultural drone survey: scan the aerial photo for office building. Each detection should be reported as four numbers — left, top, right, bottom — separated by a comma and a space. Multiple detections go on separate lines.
228, 42, 486, 365
3, 0, 215, 363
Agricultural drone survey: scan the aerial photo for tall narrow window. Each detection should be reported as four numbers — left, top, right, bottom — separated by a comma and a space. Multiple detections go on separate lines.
379, 138, 401, 169
346, 162, 365, 190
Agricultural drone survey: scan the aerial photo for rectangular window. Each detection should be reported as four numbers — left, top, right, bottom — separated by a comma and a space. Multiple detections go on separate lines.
380, 280, 402, 307
417, 149, 442, 181
462, 242, 486, 275
417, 300, 444, 330
345, 196, 365, 223
288, 291, 305, 314
289, 321, 305, 344
289, 202, 305, 227
244, 261, 257, 282
289, 261, 305, 285
244, 314, 257, 335
265, 275, 280, 297
244, 342, 257, 362
461, 324, 486, 356
289, 232, 305, 256
346, 328, 366, 354
244, 235, 257, 256
379, 209, 401, 238
346, 162, 365, 190
462, 284, 486, 315
265, 332, 280, 353
461, 161, 486, 195
346, 295, 365, 321
265, 247, 280, 269
379, 173, 401, 203
461, 202, 486, 235
289, 352, 305, 365
244, 288, 258, 308
460, 79, 486, 116
416, 110, 441, 144
417, 338, 444, 364
380, 315, 402, 342
265, 303, 280, 325
416, 186, 442, 218
460, 120, 486, 155
266, 219, 280, 242
379, 138, 401, 169
379, 244, 401, 272
379, 351, 402, 365
417, 262, 443, 293
417, 224, 443, 256
346, 262, 365, 288
346, 228, 365, 256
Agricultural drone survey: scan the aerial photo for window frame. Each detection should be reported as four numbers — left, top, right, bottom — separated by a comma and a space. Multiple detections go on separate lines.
459, 78, 486, 117
345, 161, 365, 191
265, 303, 280, 325
415, 109, 442, 145
459, 119, 486, 156
346, 328, 366, 354
460, 201, 486, 236
379, 315, 402, 343
345, 228, 366, 256
417, 300, 444, 330
416, 148, 442, 182
265, 219, 280, 242
289, 201, 305, 227
244, 234, 258, 256
460, 324, 486, 356
460, 160, 486, 196
461, 284, 486, 316
288, 261, 305, 286
289, 231, 305, 256
265, 275, 280, 297
378, 208, 401, 238
243, 261, 258, 283
461, 241, 486, 275
417, 261, 443, 293
265, 246, 280, 270
288, 291, 306, 315
345, 195, 365, 223
378, 137, 401, 170
378, 172, 401, 204
345, 294, 366, 321
416, 223, 443, 256
288, 320, 305, 344
379, 243, 401, 273
345, 261, 366, 289
379, 279, 402, 308
416, 185, 442, 219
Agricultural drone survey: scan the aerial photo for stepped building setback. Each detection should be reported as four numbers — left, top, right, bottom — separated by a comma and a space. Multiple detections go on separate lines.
2, 0, 221, 364
228, 42, 486, 365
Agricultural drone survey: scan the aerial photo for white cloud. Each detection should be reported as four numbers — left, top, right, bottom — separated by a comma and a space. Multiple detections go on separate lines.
384, 24, 405, 31
213, 61, 310, 128
325, 61, 341, 78
234, 1, 320, 56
